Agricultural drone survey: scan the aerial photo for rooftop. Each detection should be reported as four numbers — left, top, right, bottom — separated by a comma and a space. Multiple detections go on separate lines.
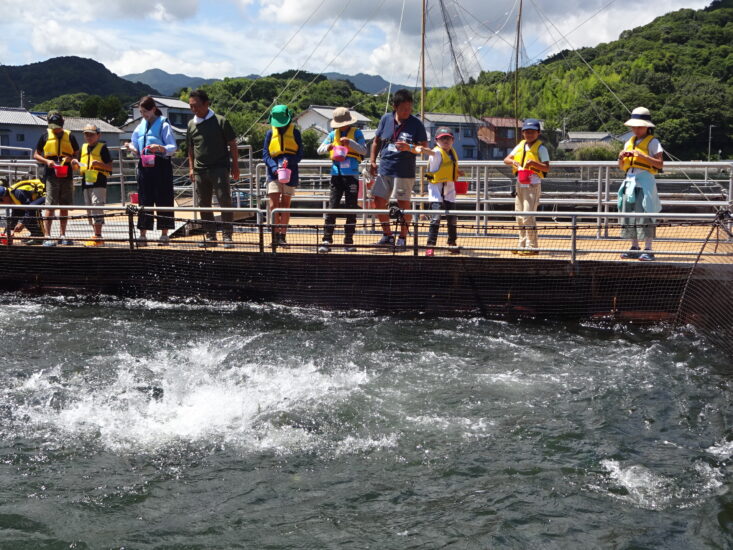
566, 131, 613, 141
129, 96, 191, 110
42, 116, 122, 134
0, 107, 46, 126
422, 112, 483, 125
483, 116, 522, 128
297, 105, 371, 123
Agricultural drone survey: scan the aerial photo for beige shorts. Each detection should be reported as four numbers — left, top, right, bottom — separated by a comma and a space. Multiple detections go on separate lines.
84, 187, 107, 225
267, 181, 296, 196
371, 175, 414, 201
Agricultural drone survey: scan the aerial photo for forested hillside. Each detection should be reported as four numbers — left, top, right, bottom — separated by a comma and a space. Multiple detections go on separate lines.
425, 0, 732, 159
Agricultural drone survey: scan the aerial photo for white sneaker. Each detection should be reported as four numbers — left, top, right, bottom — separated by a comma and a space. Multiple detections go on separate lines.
318, 240, 331, 253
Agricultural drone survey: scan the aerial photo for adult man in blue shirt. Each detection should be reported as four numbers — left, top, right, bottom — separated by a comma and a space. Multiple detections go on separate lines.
369, 89, 428, 249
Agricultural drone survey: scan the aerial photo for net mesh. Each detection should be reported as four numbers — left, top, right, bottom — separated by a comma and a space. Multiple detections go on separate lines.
1, 207, 732, 356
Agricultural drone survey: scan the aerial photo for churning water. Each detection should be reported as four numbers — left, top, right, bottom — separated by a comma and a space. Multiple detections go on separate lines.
0, 294, 731, 549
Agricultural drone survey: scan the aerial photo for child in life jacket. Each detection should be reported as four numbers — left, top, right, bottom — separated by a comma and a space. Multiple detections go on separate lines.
617, 107, 664, 261
503, 119, 550, 255
416, 127, 462, 255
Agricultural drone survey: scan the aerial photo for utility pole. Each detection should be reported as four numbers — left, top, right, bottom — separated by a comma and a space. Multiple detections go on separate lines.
708, 124, 716, 161
19, 90, 24, 109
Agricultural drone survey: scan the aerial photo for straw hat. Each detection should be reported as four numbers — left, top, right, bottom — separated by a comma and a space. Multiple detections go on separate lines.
624, 107, 655, 128
330, 107, 359, 129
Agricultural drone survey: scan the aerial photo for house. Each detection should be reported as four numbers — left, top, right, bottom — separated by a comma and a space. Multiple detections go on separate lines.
422, 112, 484, 160
0, 108, 122, 158
0, 107, 47, 157
295, 105, 372, 135
558, 131, 616, 152
477, 117, 523, 160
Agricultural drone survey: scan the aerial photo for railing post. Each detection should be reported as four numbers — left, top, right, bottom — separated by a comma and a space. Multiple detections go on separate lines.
127, 207, 135, 250
413, 211, 419, 256
604, 166, 611, 238
596, 165, 603, 238
570, 215, 577, 266
258, 211, 264, 254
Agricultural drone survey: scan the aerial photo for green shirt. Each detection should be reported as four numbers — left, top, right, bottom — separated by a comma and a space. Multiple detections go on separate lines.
187, 114, 236, 171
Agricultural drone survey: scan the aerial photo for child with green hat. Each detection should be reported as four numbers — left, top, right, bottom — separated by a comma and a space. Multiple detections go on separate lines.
263, 105, 303, 247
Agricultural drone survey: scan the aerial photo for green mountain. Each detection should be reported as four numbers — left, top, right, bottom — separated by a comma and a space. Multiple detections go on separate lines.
425, 0, 733, 159
0, 56, 158, 107
121, 68, 219, 96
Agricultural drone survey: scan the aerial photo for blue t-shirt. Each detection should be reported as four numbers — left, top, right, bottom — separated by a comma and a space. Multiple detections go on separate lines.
375, 113, 427, 178
321, 128, 366, 176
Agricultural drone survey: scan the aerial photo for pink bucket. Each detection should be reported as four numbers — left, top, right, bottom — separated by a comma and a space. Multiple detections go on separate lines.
332, 145, 348, 162
141, 154, 156, 168
53, 164, 69, 178
277, 167, 292, 184
455, 181, 468, 195
517, 169, 533, 184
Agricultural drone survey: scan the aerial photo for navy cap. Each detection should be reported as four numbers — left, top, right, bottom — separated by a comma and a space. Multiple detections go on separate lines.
521, 118, 541, 131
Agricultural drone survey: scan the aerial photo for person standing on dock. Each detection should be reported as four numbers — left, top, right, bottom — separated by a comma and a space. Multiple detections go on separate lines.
263, 105, 303, 248
503, 119, 550, 256
187, 89, 240, 249
72, 124, 113, 247
369, 89, 428, 250
416, 127, 462, 256
617, 107, 664, 261
127, 96, 177, 246
316, 107, 367, 253
33, 111, 79, 247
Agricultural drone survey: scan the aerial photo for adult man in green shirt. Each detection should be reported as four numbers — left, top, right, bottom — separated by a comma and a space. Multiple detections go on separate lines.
187, 89, 240, 248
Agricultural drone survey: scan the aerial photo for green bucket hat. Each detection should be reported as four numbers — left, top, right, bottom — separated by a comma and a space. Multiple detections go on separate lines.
270, 105, 292, 128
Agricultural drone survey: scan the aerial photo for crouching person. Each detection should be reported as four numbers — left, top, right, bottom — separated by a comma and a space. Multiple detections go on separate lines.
0, 179, 46, 245
416, 127, 461, 255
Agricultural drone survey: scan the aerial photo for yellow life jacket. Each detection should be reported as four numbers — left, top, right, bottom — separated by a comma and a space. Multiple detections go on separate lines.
512, 139, 547, 178
42, 129, 74, 160
80, 142, 112, 176
426, 146, 458, 184
7, 179, 45, 205
268, 124, 299, 158
621, 134, 660, 175
330, 127, 363, 161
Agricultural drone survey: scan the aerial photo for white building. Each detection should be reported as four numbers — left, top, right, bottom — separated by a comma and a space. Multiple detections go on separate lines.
120, 96, 193, 144
295, 105, 372, 135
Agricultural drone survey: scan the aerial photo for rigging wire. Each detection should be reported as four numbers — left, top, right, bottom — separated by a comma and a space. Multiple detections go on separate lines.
222, 0, 329, 119
384, 0, 408, 113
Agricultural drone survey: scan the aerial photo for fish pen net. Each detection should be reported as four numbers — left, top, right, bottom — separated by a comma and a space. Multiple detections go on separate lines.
1, 207, 732, 356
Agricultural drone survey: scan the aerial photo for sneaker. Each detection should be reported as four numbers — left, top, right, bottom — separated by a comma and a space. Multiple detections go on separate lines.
344, 244, 357, 253
620, 246, 641, 259
519, 249, 538, 256
222, 237, 235, 249
425, 248, 435, 257
448, 245, 461, 255
318, 240, 331, 253
395, 237, 407, 251
42, 239, 57, 247
278, 234, 289, 248
198, 239, 217, 248
158, 235, 170, 246
374, 234, 394, 246
638, 251, 655, 261
58, 236, 73, 246
83, 237, 103, 247
137, 238, 148, 248
25, 239, 42, 246
510, 249, 520, 255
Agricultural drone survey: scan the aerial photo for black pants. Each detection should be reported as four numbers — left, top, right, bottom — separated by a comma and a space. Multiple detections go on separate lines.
427, 200, 457, 246
323, 175, 359, 243
137, 157, 174, 231
195, 166, 232, 239
6, 193, 44, 237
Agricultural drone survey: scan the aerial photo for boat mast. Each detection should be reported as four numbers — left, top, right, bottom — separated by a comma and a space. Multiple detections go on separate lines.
421, 0, 426, 120
514, 0, 523, 143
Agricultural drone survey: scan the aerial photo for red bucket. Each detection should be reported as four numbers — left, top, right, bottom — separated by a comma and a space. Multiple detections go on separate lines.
455, 181, 469, 195
53, 164, 69, 178
517, 169, 533, 184
130, 192, 139, 204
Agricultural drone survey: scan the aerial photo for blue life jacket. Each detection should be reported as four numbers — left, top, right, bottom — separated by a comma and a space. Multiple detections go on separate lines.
135, 116, 167, 153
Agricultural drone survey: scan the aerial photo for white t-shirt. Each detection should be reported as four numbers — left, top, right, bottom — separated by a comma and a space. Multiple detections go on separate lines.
509, 142, 550, 185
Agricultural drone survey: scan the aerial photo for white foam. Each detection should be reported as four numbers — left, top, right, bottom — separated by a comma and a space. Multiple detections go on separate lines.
706, 439, 733, 460
601, 459, 675, 510
11, 338, 369, 454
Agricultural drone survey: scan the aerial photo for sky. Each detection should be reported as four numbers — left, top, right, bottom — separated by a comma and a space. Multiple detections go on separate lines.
0, 0, 712, 86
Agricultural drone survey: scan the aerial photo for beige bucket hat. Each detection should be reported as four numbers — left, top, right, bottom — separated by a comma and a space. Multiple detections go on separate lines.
624, 107, 655, 128
330, 107, 359, 129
